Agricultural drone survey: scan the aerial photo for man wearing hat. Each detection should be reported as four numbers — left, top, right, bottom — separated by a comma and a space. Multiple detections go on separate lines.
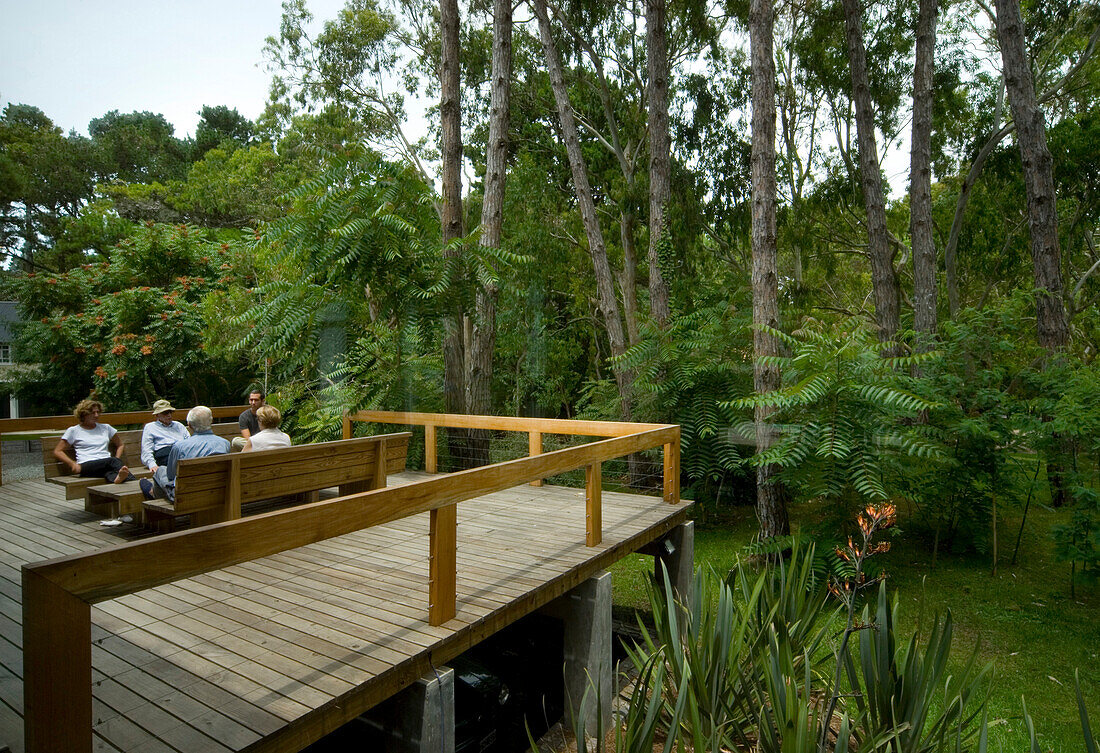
140, 399, 190, 473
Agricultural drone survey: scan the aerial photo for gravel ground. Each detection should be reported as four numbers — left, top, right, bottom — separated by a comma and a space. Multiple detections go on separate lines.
2, 440, 44, 484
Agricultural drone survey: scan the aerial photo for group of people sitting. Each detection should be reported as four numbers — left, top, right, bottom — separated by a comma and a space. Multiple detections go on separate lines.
53, 389, 291, 503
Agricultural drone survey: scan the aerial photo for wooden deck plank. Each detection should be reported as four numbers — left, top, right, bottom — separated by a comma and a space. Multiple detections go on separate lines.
2, 469, 688, 753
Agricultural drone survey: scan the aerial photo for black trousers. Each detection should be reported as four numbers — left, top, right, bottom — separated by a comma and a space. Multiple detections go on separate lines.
153, 445, 173, 466
78, 456, 125, 483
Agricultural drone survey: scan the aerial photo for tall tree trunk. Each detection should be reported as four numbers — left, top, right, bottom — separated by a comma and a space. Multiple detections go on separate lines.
840, 0, 901, 345
750, 0, 790, 539
533, 0, 633, 421
993, 0, 1069, 352
620, 211, 641, 346
647, 0, 672, 328
994, 0, 1071, 506
467, 0, 512, 463
911, 0, 938, 351
441, 0, 467, 467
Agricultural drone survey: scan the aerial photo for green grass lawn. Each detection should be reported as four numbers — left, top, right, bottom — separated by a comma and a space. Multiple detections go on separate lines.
609, 502, 1099, 752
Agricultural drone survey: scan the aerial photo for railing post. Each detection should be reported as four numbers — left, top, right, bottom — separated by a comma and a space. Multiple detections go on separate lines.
424, 424, 437, 474
586, 462, 602, 546
663, 435, 680, 504
529, 430, 542, 487
23, 568, 92, 753
373, 438, 388, 489
342, 414, 352, 440
429, 504, 457, 625
226, 455, 242, 520
0, 438, 5, 487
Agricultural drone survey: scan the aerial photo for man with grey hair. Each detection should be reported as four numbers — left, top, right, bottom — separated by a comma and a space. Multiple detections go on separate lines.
141, 406, 231, 502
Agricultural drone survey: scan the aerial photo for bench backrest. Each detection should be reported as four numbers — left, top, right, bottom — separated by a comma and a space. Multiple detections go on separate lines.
172, 432, 411, 516
42, 422, 239, 478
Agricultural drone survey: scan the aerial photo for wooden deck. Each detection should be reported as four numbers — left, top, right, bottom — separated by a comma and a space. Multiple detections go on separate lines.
0, 471, 689, 752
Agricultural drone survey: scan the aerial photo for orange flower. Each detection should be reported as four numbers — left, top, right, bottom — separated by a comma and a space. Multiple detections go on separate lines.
865, 502, 897, 528
94, 316, 105, 325
74, 347, 86, 354
116, 370, 127, 379
141, 346, 153, 355
94, 366, 109, 379
110, 345, 126, 356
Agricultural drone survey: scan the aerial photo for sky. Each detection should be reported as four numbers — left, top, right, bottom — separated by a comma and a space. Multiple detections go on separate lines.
0, 0, 347, 138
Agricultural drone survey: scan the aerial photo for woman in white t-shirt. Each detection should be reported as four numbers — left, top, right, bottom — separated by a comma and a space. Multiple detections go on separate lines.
53, 399, 131, 484
242, 405, 292, 452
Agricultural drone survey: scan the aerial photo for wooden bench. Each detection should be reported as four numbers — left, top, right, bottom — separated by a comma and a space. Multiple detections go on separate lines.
118, 432, 411, 530
43, 422, 240, 507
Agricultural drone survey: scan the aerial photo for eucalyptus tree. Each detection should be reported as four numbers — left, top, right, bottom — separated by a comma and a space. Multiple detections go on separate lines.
531, 0, 635, 420
467, 0, 514, 423
943, 1, 1098, 317
647, 0, 671, 328
910, 0, 938, 347
993, 0, 1069, 352
749, 0, 790, 537
440, 0, 468, 459
839, 0, 901, 346
263, 0, 435, 188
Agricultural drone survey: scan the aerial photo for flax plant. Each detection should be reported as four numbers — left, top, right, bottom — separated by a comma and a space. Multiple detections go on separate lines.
820, 501, 898, 750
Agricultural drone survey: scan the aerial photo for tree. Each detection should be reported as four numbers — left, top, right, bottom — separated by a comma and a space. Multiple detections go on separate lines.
263, 0, 434, 186
749, 0, 790, 538
440, 0, 467, 434
3, 222, 252, 410
532, 0, 634, 422
647, 0, 671, 328
993, 0, 1069, 352
839, 0, 901, 345
910, 0, 938, 348
193, 105, 254, 159
89, 110, 191, 184
467, 0, 513, 426
0, 104, 99, 271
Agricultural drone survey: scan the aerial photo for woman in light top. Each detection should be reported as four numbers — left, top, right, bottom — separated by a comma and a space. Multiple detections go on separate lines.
53, 399, 130, 483
242, 405, 292, 452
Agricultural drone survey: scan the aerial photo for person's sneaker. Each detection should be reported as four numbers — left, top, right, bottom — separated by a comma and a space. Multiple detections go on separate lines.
139, 479, 155, 501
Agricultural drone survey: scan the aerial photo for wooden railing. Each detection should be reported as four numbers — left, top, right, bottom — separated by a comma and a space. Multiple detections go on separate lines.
0, 405, 247, 486
21, 413, 680, 752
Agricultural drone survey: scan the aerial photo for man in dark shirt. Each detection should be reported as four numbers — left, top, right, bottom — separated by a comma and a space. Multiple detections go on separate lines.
232, 389, 265, 451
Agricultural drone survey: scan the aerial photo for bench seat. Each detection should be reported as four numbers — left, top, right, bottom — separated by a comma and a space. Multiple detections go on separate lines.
44, 422, 240, 504
139, 432, 411, 531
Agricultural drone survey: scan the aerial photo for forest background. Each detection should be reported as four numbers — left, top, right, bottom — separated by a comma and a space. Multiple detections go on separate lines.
1, 0, 1098, 746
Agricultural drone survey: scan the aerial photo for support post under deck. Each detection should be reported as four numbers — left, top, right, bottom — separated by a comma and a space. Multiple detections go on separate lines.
542, 570, 612, 742
641, 521, 695, 626
360, 667, 455, 753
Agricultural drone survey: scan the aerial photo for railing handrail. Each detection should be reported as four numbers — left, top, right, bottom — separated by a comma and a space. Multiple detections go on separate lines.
0, 405, 247, 435
349, 409, 671, 437
21, 412, 682, 753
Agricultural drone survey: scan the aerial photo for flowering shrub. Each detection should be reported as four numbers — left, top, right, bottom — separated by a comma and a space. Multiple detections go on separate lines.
4, 222, 254, 410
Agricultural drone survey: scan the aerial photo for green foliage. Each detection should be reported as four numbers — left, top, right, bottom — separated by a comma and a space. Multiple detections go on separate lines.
3, 222, 252, 410
0, 104, 99, 270
89, 110, 192, 184
732, 318, 942, 509
220, 143, 452, 432
616, 299, 755, 509
193, 105, 254, 159
1051, 486, 1100, 593
845, 583, 992, 753
610, 540, 993, 752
